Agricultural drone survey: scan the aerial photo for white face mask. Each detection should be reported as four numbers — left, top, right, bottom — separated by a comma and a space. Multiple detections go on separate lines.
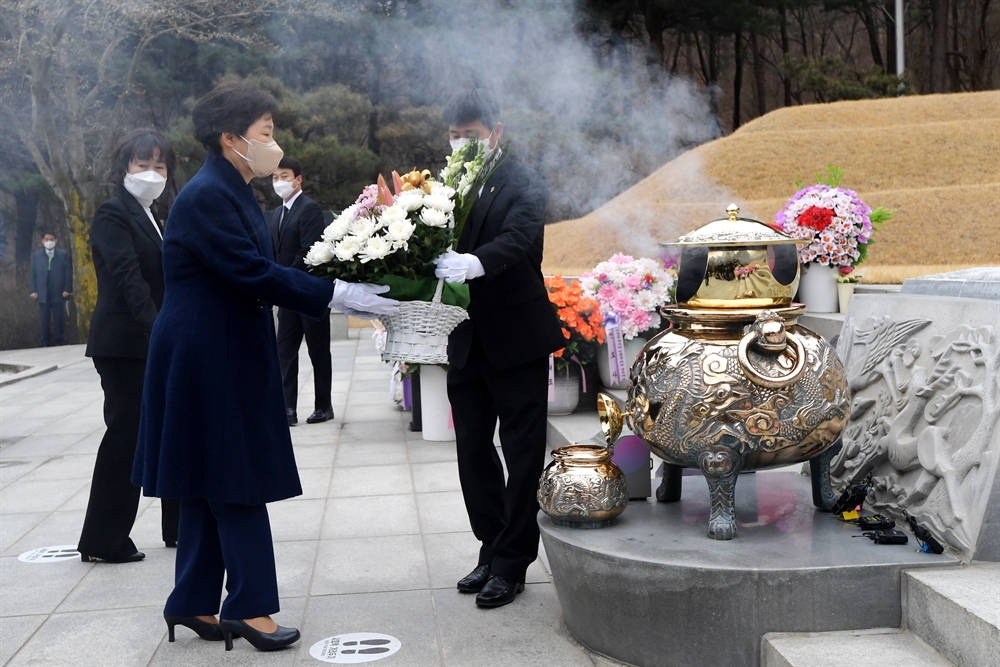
273, 179, 296, 200
450, 130, 495, 155
234, 135, 284, 178
124, 170, 167, 206
43, 241, 56, 250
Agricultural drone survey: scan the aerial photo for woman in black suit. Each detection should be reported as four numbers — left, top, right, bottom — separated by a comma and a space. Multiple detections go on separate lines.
79, 130, 180, 564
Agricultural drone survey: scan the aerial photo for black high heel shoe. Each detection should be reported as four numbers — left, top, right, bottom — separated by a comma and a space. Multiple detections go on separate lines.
80, 551, 145, 563
219, 619, 300, 652
164, 615, 224, 642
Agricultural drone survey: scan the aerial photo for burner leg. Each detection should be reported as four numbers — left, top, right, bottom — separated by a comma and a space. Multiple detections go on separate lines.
698, 448, 742, 540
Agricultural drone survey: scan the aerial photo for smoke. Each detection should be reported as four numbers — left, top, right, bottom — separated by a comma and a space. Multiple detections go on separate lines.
418, 1, 719, 221
276, 0, 721, 225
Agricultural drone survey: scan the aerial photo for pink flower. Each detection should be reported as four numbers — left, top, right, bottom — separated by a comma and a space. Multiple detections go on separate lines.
597, 284, 619, 302
609, 253, 634, 265
839, 265, 853, 276
624, 275, 642, 290
631, 310, 651, 332
611, 294, 636, 316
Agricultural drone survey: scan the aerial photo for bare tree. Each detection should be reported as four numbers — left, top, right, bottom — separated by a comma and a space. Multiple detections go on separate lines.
0, 0, 288, 337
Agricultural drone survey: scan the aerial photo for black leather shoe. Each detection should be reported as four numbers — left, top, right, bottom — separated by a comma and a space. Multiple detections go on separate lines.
286, 409, 297, 426
164, 540, 177, 548
306, 407, 334, 424
220, 619, 300, 652
457, 564, 491, 593
165, 614, 224, 642
80, 551, 145, 563
475, 575, 524, 608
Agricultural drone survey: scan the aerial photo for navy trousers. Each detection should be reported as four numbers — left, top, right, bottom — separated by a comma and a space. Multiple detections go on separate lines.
39, 300, 64, 346
164, 497, 279, 620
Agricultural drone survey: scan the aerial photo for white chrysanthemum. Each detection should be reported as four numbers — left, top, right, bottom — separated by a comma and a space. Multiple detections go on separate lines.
334, 236, 364, 261
395, 190, 424, 212
359, 235, 394, 263
423, 193, 456, 213
385, 219, 416, 244
379, 205, 408, 226
419, 208, 449, 228
430, 184, 456, 199
323, 216, 351, 242
348, 216, 379, 239
304, 241, 335, 266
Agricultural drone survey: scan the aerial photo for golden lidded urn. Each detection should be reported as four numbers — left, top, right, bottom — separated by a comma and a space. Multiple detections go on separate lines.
626, 205, 851, 540
538, 394, 629, 528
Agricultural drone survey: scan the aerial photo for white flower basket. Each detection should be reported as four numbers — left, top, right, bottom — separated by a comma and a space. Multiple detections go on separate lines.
377, 279, 469, 365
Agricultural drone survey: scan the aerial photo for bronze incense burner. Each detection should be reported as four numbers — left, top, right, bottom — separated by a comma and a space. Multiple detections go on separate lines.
625, 205, 851, 539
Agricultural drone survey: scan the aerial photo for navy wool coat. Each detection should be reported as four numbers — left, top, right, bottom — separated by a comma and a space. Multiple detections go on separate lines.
132, 152, 335, 505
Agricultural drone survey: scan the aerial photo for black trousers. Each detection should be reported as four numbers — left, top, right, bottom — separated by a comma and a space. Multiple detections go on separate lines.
79, 357, 179, 558
165, 497, 279, 620
276, 307, 332, 413
447, 334, 549, 583
38, 300, 64, 346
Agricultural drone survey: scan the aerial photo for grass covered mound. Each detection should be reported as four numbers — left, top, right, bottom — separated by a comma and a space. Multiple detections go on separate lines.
543, 91, 1000, 282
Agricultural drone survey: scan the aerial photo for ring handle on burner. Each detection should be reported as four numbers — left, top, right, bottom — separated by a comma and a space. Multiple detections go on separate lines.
737, 328, 807, 389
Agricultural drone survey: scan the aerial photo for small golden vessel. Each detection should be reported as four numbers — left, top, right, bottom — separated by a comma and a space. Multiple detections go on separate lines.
538, 394, 629, 528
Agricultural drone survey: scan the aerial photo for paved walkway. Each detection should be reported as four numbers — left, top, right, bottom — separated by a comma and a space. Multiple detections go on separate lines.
0, 336, 624, 667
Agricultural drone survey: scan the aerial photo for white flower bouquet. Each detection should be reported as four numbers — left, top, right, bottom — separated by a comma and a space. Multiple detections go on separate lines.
305, 141, 506, 363
305, 141, 506, 307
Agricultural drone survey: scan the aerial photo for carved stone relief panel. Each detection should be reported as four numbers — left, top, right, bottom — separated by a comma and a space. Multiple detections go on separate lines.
831, 294, 1000, 561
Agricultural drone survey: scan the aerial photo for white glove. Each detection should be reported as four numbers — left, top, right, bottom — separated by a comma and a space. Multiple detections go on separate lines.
433, 249, 485, 283
329, 281, 400, 319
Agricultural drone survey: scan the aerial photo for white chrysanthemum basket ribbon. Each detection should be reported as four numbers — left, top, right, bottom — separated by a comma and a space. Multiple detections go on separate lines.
377, 278, 468, 365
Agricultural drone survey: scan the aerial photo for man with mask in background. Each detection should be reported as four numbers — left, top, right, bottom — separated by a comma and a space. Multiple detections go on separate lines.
269, 157, 334, 426
29, 231, 73, 346
434, 88, 565, 609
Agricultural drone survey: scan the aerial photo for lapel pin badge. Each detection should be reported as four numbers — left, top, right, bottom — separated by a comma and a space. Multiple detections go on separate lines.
490, 186, 495, 193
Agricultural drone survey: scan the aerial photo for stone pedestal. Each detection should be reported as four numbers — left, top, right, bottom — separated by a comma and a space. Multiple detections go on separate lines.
540, 472, 955, 667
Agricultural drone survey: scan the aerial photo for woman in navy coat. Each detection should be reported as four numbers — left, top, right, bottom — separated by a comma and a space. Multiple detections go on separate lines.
132, 82, 397, 652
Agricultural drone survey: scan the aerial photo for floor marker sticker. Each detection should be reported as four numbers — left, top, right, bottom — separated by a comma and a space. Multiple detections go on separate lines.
310, 633, 401, 663
18, 545, 80, 563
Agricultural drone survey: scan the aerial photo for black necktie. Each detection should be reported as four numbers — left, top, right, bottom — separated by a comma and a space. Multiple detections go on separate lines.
278, 206, 286, 232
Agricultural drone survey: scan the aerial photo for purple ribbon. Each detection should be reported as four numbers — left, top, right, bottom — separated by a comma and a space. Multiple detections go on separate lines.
604, 312, 627, 384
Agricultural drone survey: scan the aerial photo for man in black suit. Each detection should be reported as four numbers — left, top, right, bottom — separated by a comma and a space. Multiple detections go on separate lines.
29, 231, 73, 346
435, 89, 565, 609
269, 157, 334, 425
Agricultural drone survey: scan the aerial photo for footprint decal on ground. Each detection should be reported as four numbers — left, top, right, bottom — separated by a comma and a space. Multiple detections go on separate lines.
310, 633, 401, 663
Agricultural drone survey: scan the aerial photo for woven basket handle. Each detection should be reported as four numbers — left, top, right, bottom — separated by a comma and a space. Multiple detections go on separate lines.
433, 278, 445, 303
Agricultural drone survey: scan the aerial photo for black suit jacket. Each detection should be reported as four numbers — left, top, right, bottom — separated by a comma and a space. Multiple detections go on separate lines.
29, 247, 72, 303
86, 186, 165, 359
449, 159, 565, 370
268, 192, 326, 271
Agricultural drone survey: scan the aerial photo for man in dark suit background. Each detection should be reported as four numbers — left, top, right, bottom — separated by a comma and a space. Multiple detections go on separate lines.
29, 231, 73, 346
269, 157, 334, 425
435, 89, 566, 609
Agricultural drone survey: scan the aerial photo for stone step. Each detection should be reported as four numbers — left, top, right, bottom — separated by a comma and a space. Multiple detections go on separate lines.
904, 563, 1000, 667
762, 629, 955, 667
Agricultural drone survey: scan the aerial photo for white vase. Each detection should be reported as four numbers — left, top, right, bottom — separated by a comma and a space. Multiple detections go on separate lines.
419, 365, 454, 442
797, 264, 839, 313
838, 282, 856, 314
548, 364, 581, 416
597, 337, 648, 390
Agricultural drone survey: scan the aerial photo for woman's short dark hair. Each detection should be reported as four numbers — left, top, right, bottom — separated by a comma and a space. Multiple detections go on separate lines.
193, 82, 280, 154
443, 88, 501, 128
108, 129, 177, 185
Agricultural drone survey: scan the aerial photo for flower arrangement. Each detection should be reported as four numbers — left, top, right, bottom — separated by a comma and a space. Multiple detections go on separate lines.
774, 166, 891, 277
544, 276, 605, 372
580, 254, 675, 340
304, 140, 507, 304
